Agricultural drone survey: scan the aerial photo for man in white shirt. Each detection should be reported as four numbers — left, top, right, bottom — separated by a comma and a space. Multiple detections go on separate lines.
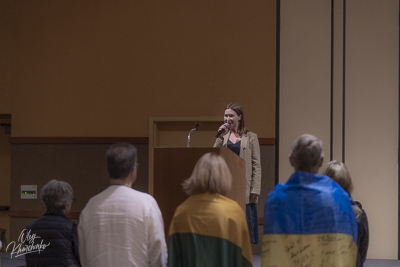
78, 143, 167, 267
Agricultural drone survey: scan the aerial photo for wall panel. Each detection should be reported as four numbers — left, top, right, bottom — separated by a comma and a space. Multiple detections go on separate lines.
345, 0, 398, 259
2, 0, 276, 138
279, 0, 399, 259
279, 0, 332, 181
9, 143, 148, 242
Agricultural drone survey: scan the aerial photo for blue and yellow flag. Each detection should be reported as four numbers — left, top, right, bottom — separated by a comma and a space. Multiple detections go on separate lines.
262, 171, 358, 267
168, 193, 252, 267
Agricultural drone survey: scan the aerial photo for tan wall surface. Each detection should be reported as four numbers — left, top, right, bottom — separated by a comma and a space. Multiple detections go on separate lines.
345, 0, 398, 259
2, 0, 276, 138
279, 0, 399, 259
279, 0, 332, 180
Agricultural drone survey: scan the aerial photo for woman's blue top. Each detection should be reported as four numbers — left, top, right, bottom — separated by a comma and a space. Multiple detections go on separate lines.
227, 139, 241, 155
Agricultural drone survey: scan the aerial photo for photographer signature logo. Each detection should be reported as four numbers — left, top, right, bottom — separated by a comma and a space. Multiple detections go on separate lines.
6, 229, 50, 258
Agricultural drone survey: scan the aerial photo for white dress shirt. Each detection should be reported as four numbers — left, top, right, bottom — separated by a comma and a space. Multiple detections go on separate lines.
78, 185, 167, 267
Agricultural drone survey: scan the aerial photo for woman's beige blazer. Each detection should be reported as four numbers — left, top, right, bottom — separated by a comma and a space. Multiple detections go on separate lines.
213, 130, 261, 204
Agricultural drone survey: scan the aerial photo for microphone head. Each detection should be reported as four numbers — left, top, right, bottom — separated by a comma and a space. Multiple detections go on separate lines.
225, 122, 230, 128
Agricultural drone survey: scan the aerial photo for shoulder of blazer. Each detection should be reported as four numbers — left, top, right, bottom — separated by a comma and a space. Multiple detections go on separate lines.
244, 131, 257, 139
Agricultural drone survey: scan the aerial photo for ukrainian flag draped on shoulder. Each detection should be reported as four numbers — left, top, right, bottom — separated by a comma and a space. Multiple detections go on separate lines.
262, 171, 358, 267
168, 193, 252, 267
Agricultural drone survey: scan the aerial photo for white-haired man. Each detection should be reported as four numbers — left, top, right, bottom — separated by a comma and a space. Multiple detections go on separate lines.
262, 134, 358, 267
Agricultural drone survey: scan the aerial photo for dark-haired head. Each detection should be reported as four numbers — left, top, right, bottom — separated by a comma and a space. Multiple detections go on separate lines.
106, 143, 137, 180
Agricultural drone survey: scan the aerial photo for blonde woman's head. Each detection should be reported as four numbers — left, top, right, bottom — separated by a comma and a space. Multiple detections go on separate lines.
182, 153, 232, 196
324, 160, 354, 194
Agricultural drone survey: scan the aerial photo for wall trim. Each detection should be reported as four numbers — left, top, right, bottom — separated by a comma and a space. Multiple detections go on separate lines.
9, 137, 149, 144
330, 0, 334, 161
8, 210, 80, 220
9, 137, 275, 145
259, 138, 275, 145
274, 0, 281, 184
342, 0, 347, 163
397, 0, 400, 260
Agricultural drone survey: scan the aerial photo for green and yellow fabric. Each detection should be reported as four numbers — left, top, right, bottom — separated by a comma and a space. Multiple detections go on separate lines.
168, 193, 252, 267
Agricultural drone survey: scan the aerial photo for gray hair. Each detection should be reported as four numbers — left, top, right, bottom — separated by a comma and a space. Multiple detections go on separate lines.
40, 179, 74, 213
290, 134, 324, 172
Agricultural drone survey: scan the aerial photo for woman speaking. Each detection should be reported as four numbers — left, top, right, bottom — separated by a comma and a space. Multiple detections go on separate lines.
213, 103, 261, 244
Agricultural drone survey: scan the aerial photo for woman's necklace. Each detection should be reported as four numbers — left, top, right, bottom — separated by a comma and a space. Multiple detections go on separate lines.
230, 131, 241, 144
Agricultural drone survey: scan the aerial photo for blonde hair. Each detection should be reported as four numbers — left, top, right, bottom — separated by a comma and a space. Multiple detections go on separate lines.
324, 160, 362, 219
182, 153, 232, 196
324, 160, 354, 194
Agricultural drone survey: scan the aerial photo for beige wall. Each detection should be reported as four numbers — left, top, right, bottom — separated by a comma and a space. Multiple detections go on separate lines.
279, 0, 332, 179
279, 0, 398, 259
345, 0, 398, 259
2, 0, 276, 138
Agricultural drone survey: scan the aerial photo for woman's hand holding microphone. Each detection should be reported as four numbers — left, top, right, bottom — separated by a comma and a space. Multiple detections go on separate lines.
215, 123, 230, 139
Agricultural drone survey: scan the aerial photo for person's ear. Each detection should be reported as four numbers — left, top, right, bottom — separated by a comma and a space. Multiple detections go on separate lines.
289, 154, 294, 167
131, 165, 138, 183
64, 204, 71, 215
319, 156, 324, 167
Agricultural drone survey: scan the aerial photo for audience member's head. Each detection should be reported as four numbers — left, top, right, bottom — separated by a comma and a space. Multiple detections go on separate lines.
106, 143, 137, 180
324, 160, 354, 195
290, 134, 324, 173
182, 153, 232, 196
41, 179, 74, 214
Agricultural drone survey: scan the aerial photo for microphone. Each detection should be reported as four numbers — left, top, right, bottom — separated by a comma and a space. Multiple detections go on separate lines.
187, 122, 201, 147
215, 123, 229, 138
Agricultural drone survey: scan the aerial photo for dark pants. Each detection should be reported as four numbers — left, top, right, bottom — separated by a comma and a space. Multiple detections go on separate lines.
246, 203, 259, 244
